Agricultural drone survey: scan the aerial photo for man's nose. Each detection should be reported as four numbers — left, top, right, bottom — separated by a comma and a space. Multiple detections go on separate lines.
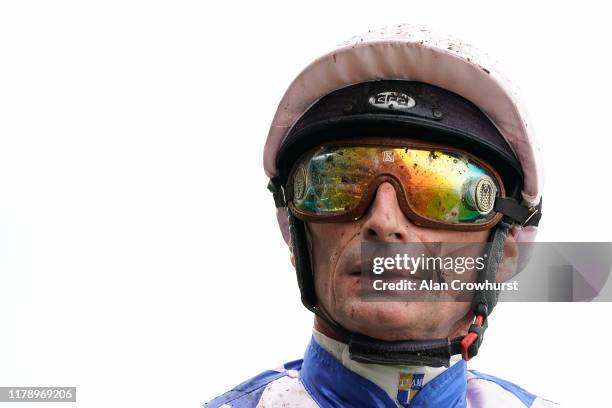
361, 182, 416, 242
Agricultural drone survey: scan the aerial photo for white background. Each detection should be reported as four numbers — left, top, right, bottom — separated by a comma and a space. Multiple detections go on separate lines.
1, 1, 611, 407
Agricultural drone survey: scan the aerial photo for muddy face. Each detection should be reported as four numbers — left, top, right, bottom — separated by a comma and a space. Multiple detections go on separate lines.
306, 181, 493, 341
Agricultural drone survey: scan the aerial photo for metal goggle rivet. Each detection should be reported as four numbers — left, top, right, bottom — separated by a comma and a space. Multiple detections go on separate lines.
465, 176, 497, 215
293, 165, 306, 201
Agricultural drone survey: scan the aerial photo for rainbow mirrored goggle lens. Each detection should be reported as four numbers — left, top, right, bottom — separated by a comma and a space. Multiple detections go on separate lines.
286, 144, 505, 230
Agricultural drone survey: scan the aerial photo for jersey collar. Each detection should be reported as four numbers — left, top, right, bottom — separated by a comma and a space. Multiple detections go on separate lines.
300, 336, 468, 407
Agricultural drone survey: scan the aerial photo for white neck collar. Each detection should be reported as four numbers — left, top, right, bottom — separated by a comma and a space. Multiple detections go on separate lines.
312, 328, 461, 407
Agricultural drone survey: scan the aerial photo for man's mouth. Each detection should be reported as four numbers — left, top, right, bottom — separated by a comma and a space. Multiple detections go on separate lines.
347, 266, 432, 281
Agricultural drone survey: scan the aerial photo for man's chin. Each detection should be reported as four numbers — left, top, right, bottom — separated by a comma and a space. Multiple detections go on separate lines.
334, 300, 449, 341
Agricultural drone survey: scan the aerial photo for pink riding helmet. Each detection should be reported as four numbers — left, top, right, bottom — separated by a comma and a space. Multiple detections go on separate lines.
263, 24, 543, 257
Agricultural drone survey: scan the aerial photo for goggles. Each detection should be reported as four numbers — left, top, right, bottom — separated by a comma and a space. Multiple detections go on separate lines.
285, 140, 506, 231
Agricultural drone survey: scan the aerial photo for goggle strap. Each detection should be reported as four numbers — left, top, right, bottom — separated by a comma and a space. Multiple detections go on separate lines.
494, 197, 542, 227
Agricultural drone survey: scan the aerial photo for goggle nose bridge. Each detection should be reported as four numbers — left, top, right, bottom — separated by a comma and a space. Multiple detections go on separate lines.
349, 172, 417, 222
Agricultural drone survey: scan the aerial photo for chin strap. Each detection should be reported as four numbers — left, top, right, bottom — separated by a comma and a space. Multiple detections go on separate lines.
307, 303, 488, 367
307, 301, 488, 367
348, 303, 489, 367
286, 189, 517, 367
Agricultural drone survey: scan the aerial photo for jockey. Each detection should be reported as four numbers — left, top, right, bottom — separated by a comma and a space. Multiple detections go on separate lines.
206, 24, 555, 408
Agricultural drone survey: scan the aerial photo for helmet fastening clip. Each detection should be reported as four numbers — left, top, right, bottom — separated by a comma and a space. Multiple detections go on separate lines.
460, 303, 489, 361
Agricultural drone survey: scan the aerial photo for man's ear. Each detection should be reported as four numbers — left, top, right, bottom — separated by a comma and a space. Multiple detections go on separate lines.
496, 231, 519, 283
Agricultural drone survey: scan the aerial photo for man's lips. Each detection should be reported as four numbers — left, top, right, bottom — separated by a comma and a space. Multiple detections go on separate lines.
347, 265, 431, 280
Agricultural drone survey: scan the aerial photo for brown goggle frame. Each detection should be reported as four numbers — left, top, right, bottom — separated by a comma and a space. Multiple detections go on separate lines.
285, 138, 506, 232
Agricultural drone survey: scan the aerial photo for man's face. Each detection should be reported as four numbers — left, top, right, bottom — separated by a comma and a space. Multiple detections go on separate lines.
300, 141, 515, 342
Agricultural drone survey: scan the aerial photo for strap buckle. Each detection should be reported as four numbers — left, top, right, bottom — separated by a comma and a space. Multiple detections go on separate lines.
522, 205, 539, 227
493, 197, 543, 227
460, 313, 487, 361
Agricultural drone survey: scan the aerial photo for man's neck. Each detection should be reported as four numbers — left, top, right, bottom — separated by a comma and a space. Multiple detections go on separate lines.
311, 323, 461, 407
313, 315, 344, 341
